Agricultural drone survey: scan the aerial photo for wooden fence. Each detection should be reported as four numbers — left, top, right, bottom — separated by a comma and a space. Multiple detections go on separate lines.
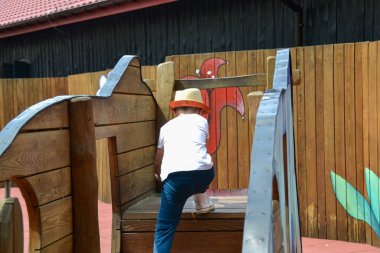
1, 42, 380, 247
0, 78, 67, 129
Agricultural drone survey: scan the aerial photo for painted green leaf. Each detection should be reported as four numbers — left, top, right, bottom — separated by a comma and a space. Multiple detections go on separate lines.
365, 168, 380, 224
330, 171, 380, 237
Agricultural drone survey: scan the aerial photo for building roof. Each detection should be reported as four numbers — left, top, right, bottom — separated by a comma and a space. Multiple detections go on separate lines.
0, 0, 176, 38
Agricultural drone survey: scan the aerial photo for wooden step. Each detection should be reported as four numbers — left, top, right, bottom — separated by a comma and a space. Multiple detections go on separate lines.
120, 193, 247, 253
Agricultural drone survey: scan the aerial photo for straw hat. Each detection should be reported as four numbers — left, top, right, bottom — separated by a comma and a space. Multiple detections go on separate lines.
169, 88, 209, 113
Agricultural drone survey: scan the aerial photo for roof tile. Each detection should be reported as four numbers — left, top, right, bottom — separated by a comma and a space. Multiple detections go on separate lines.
0, 0, 109, 27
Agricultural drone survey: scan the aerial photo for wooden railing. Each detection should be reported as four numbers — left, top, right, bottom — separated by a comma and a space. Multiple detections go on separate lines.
243, 49, 302, 252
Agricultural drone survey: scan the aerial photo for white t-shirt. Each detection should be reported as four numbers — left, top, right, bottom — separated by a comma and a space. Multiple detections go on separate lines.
157, 114, 213, 181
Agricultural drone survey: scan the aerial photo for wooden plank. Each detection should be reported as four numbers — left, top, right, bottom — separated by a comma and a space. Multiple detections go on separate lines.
21, 101, 69, 131
247, 92, 264, 140
215, 52, 229, 190
107, 137, 121, 253
315, 45, 327, 239
247, 50, 258, 153
122, 231, 243, 253
235, 51, 250, 189
36, 235, 73, 253
93, 94, 156, 125
117, 145, 156, 176
369, 41, 380, 247
21, 167, 71, 206
95, 121, 156, 153
266, 56, 276, 89
0, 130, 70, 181
354, 42, 366, 244
118, 165, 155, 206
323, 44, 337, 240
174, 73, 267, 90
39, 197, 72, 248
375, 41, 380, 247
344, 43, 358, 243
361, 42, 372, 245
296, 47, 308, 237
290, 48, 298, 182
96, 138, 111, 203
156, 61, 175, 132
113, 66, 151, 95
223, 52, 238, 189
334, 44, 348, 241
121, 219, 244, 232
0, 198, 23, 253
69, 97, 100, 253
304, 46, 318, 238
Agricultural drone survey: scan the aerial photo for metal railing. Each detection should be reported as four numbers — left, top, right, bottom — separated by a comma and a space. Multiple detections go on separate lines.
243, 49, 302, 253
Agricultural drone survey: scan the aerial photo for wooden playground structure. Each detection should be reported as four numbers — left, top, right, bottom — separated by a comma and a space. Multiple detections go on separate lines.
0, 48, 302, 252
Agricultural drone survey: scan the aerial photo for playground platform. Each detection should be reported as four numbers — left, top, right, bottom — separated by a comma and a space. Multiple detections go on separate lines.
4, 188, 378, 253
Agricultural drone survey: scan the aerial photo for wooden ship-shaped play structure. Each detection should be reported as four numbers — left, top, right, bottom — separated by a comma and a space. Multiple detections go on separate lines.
0, 49, 302, 252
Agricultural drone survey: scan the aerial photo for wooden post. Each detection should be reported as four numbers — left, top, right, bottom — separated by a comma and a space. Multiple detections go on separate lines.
156, 61, 175, 134
247, 91, 264, 139
267, 56, 276, 89
69, 97, 100, 253
0, 198, 23, 253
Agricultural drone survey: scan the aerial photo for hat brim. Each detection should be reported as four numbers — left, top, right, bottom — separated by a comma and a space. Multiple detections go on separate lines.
169, 100, 209, 114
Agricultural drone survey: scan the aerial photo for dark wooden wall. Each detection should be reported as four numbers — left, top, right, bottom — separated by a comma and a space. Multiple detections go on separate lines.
0, 0, 297, 77
1, 0, 380, 78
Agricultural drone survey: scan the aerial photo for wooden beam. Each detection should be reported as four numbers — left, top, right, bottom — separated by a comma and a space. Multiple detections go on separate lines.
267, 56, 276, 89
174, 73, 267, 90
156, 61, 175, 131
247, 91, 264, 138
0, 198, 23, 253
69, 97, 100, 253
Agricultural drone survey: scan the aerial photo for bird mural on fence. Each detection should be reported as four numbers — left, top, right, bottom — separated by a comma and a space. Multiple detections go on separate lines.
181, 57, 245, 155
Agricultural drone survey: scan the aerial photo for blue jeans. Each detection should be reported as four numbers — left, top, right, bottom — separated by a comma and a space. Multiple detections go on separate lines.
153, 167, 214, 253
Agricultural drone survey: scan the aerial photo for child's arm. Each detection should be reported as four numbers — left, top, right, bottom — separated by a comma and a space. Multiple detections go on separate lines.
154, 148, 164, 192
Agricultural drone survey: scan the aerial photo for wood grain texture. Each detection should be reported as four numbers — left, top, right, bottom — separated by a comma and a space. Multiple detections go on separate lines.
23, 167, 71, 206
117, 145, 156, 176
69, 97, 100, 253
21, 101, 69, 131
315, 45, 326, 239
296, 47, 308, 238
323, 44, 337, 240
0, 130, 70, 181
354, 42, 366, 244
95, 121, 156, 153
96, 138, 111, 203
122, 219, 244, 232
368, 41, 379, 246
39, 197, 73, 248
113, 66, 152, 95
344, 43, 358, 243
236, 51, 250, 189
36, 235, 73, 253
156, 61, 175, 132
122, 231, 243, 253
93, 94, 156, 126
118, 165, 156, 206
304, 46, 318, 238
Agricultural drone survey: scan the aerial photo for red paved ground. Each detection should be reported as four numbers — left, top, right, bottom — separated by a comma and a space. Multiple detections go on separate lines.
3, 188, 380, 252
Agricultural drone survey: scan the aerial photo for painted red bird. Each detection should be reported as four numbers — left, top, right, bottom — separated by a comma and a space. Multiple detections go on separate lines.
181, 57, 245, 155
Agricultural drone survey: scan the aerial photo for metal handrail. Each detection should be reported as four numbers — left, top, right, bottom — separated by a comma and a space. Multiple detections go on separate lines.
242, 49, 302, 253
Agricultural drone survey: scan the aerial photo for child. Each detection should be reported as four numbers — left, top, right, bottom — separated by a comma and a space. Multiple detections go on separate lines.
154, 88, 215, 253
